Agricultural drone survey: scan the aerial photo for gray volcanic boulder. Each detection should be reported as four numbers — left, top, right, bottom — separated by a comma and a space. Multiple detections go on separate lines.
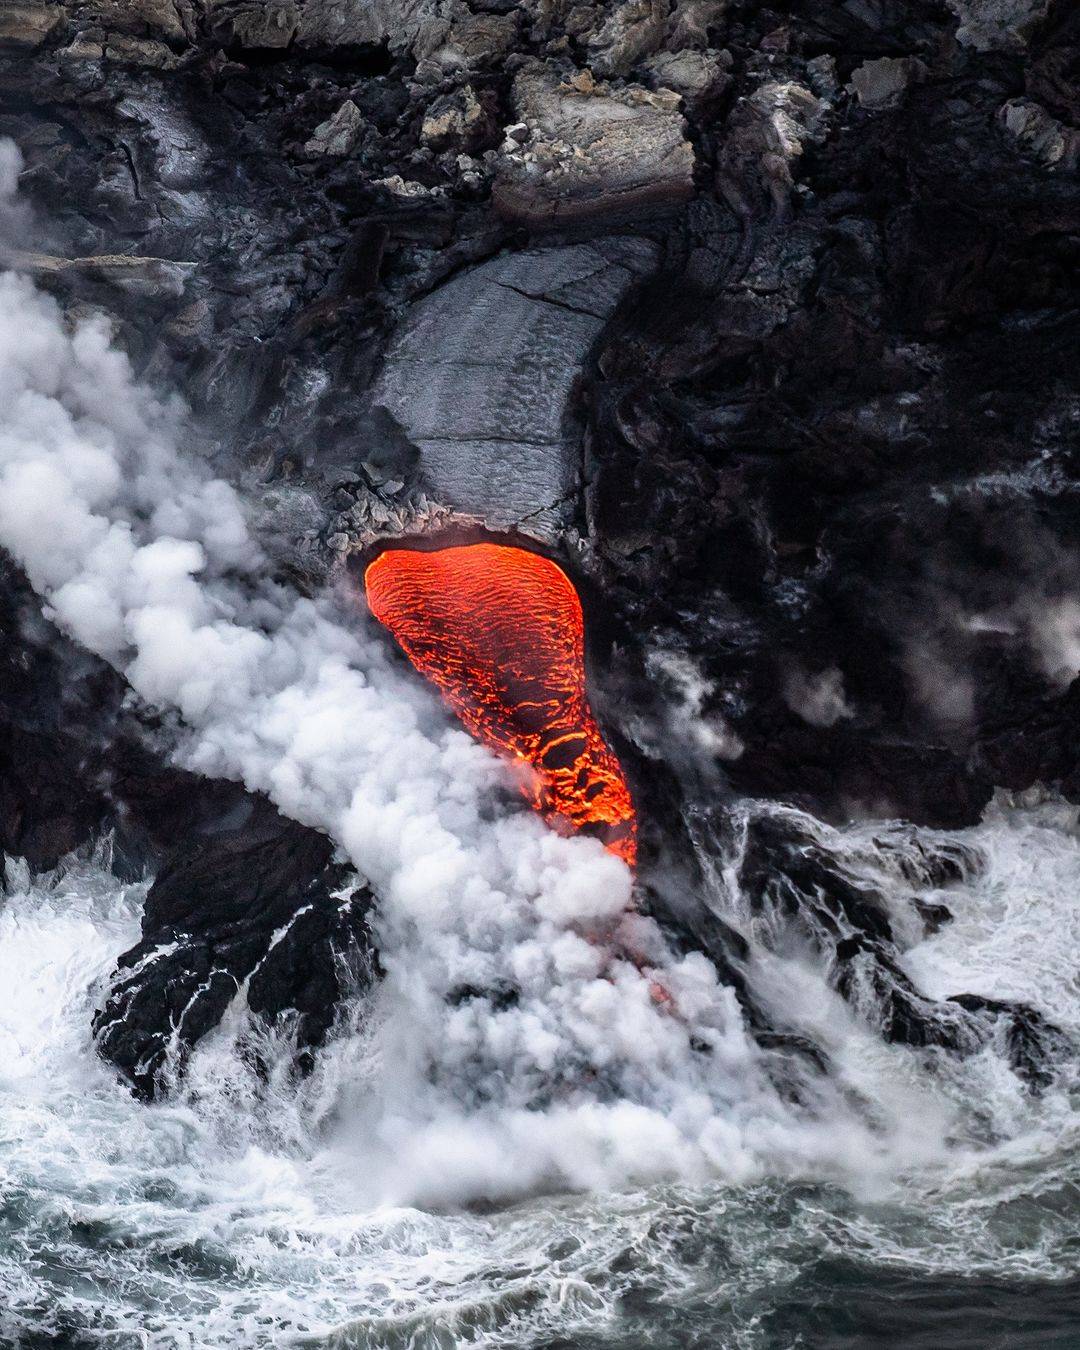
493, 65, 695, 228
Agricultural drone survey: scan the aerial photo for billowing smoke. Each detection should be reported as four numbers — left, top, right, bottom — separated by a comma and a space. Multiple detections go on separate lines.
0, 149, 955, 1204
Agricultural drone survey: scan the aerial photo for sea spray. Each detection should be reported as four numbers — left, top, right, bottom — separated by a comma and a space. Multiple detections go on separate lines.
4, 801, 1080, 1344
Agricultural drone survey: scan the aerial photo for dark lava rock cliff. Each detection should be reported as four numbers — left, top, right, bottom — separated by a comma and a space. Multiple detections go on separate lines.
0, 0, 1078, 1093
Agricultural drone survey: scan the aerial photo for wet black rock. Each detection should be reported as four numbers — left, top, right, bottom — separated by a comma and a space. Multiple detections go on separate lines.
93, 793, 377, 1098
0, 560, 378, 1097
0, 556, 126, 872
949, 993, 1070, 1089
834, 934, 1066, 1087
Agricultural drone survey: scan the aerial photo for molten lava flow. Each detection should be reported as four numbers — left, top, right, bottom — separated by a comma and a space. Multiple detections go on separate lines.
365, 543, 637, 865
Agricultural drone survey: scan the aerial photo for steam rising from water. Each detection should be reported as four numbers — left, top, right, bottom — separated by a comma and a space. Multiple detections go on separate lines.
0, 159, 829, 1204
5, 801, 1080, 1344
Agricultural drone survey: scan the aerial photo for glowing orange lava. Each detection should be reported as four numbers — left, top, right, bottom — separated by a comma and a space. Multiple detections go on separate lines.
365, 543, 637, 865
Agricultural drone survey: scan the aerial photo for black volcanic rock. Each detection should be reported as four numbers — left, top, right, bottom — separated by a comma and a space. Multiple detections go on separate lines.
0, 560, 377, 1097
0, 556, 124, 871
93, 795, 377, 1098
0, 0, 1077, 1088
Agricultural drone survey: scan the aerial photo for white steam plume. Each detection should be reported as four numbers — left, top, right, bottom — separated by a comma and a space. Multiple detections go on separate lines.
0, 152, 949, 1204
644, 648, 745, 760
903, 637, 976, 727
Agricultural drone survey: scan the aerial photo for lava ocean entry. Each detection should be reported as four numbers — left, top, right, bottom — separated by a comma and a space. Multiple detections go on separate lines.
364, 543, 637, 865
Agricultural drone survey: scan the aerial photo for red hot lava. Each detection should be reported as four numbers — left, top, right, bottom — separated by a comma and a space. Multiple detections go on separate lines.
364, 543, 637, 865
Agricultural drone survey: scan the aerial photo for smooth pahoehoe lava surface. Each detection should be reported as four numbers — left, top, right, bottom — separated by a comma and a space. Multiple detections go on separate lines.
364, 543, 637, 864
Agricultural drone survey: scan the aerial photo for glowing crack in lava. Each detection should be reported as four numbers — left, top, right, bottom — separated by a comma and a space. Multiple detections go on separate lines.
365, 543, 637, 865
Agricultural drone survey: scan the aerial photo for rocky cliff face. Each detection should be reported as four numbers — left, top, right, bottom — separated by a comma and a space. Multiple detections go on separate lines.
1, 0, 1077, 1093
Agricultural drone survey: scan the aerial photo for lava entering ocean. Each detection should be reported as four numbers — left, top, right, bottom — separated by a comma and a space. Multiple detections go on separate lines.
364, 543, 637, 865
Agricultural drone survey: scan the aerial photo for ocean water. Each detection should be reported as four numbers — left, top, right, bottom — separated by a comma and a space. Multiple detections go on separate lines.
3, 795, 1080, 1349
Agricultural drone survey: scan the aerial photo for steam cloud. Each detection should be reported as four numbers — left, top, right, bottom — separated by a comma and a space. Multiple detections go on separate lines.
782, 665, 852, 728
644, 648, 745, 760
0, 146, 928, 1204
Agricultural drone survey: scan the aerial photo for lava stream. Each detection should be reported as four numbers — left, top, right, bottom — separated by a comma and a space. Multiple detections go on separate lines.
364, 543, 637, 865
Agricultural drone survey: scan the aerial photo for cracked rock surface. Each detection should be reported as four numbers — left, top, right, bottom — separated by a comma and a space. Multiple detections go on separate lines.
372, 237, 658, 539
493, 63, 696, 227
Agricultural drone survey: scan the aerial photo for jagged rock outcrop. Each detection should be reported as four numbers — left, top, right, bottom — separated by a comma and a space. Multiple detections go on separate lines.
0, 4, 65, 49
999, 96, 1080, 169
493, 64, 695, 227
946, 0, 1052, 51
93, 796, 377, 1098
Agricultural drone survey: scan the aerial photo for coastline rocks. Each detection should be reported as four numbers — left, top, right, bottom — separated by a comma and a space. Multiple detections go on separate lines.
0, 4, 63, 49
1, 249, 195, 297
587, 0, 668, 77
420, 84, 491, 153
666, 0, 725, 49
716, 77, 827, 217
92, 794, 378, 1098
57, 31, 184, 68
304, 99, 365, 157
0, 557, 128, 872
641, 47, 732, 103
425, 9, 518, 71
849, 56, 926, 110
998, 97, 1079, 170
78, 0, 191, 41
946, 0, 1052, 51
295, 0, 443, 55
205, 0, 299, 49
